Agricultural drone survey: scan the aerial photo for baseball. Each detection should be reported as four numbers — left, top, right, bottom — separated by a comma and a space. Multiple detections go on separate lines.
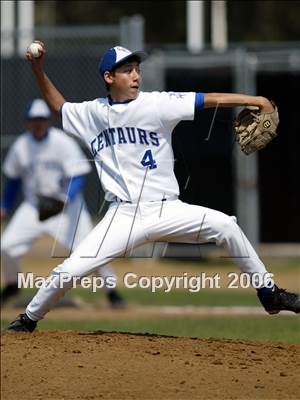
29, 42, 43, 58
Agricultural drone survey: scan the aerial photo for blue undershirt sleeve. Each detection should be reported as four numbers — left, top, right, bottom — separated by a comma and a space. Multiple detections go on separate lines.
1, 177, 22, 211
66, 175, 85, 201
195, 92, 205, 113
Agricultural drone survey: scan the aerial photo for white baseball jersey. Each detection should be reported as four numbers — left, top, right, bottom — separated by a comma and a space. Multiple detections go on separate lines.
62, 91, 195, 202
3, 127, 91, 204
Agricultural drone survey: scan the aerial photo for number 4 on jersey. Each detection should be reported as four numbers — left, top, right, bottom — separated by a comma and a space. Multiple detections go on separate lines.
140, 149, 157, 169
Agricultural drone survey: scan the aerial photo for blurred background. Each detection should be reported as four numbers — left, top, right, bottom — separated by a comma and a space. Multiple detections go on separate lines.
1, 0, 299, 340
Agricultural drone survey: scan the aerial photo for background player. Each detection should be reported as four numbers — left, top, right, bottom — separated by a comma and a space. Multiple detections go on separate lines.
7, 43, 299, 332
1, 98, 125, 309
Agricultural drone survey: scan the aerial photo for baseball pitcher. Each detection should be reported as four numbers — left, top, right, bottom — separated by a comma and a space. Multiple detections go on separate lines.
7, 43, 299, 332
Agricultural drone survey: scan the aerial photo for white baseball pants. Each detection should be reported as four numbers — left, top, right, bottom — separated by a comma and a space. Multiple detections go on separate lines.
1, 199, 117, 287
26, 199, 271, 321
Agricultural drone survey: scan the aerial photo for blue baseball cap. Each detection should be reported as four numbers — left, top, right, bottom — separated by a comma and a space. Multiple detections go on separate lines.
98, 46, 148, 79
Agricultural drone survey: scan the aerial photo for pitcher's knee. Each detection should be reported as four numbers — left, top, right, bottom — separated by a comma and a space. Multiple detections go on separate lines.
219, 214, 237, 231
47, 266, 75, 291
52, 263, 74, 281
213, 214, 240, 243
51, 260, 91, 284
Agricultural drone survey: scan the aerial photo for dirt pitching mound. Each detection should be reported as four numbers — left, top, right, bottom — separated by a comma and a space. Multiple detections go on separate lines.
1, 331, 299, 400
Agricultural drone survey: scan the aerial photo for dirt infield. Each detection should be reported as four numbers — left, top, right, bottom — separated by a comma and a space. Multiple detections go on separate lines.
1, 331, 299, 400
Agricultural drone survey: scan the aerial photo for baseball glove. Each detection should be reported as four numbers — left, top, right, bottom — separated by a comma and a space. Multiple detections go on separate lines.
37, 195, 64, 221
234, 102, 279, 155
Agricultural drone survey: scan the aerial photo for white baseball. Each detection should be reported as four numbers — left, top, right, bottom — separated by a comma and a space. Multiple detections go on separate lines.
29, 42, 43, 58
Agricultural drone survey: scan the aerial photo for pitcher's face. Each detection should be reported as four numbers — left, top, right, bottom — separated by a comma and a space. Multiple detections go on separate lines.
104, 61, 141, 101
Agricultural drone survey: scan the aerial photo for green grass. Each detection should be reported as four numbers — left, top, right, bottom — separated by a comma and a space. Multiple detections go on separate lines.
112, 288, 261, 306
41, 315, 300, 343
158, 257, 300, 272
14, 287, 263, 306
2, 316, 299, 343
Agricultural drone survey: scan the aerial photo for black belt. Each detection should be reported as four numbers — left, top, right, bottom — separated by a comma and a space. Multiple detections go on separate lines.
112, 197, 172, 204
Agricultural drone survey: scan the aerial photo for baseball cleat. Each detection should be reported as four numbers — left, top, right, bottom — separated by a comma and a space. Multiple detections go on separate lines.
7, 313, 37, 333
0, 283, 19, 305
257, 285, 300, 314
107, 289, 127, 309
